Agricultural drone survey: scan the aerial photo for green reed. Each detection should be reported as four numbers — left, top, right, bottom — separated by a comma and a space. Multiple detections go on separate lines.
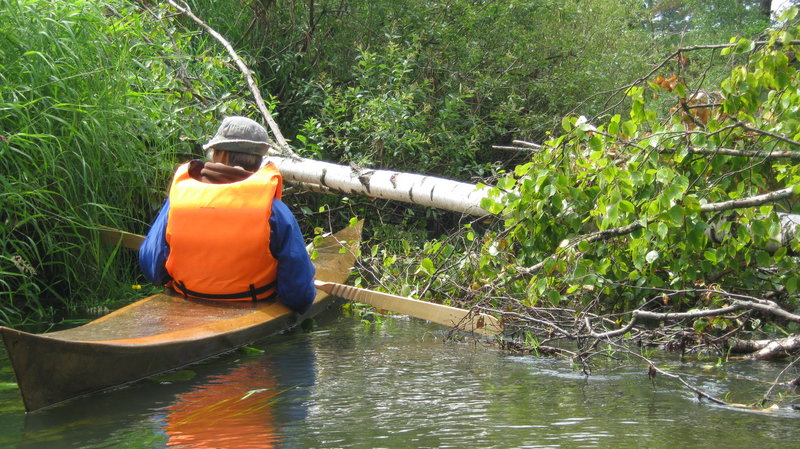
0, 0, 244, 324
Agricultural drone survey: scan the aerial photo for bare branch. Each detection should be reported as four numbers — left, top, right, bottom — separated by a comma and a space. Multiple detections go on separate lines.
699, 186, 796, 212
165, 0, 297, 157
683, 146, 800, 160
491, 145, 541, 152
762, 355, 800, 404
740, 122, 800, 148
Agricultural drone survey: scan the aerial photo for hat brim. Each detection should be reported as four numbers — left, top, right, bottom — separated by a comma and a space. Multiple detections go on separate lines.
203, 138, 269, 155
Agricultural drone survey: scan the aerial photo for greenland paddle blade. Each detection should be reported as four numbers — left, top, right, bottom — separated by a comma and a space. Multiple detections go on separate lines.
98, 227, 145, 250
314, 280, 502, 336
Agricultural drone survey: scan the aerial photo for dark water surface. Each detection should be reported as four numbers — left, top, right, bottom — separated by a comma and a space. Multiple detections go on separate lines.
0, 312, 798, 448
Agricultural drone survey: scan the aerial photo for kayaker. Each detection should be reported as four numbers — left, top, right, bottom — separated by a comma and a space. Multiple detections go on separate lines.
138, 116, 316, 313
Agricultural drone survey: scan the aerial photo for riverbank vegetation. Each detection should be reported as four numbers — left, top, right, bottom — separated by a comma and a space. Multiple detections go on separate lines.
2, 0, 798, 408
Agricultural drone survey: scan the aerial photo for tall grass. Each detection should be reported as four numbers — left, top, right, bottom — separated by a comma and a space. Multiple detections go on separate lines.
0, 0, 245, 324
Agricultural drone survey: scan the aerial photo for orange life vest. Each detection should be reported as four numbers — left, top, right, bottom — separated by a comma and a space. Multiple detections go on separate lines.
165, 162, 283, 301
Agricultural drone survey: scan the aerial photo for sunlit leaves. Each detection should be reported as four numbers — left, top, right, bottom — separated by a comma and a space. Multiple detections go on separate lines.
419, 258, 435, 276
480, 18, 800, 319
721, 38, 755, 56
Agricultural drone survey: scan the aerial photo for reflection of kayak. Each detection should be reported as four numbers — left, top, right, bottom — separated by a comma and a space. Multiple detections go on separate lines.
165, 359, 282, 448
1, 221, 362, 412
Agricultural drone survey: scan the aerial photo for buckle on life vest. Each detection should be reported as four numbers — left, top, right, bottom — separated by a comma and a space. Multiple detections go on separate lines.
174, 281, 276, 302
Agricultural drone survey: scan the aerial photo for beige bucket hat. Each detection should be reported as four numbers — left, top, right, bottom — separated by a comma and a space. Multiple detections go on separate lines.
202, 116, 270, 155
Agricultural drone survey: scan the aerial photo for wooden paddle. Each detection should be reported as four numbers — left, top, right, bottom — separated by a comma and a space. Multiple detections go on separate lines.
314, 280, 501, 336
98, 226, 144, 250
97, 227, 502, 336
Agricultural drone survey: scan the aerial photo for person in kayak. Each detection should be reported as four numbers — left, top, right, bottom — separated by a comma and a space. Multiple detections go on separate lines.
138, 116, 316, 313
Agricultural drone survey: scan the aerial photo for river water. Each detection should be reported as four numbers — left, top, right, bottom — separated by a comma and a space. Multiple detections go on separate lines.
0, 311, 798, 448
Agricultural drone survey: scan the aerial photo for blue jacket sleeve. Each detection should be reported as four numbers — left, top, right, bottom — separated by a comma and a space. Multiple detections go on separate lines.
269, 199, 316, 314
138, 199, 172, 285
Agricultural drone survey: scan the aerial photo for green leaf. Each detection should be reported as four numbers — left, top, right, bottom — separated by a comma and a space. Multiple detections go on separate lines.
514, 162, 532, 177
480, 197, 504, 215
655, 222, 668, 240
688, 225, 707, 249
622, 120, 637, 138
732, 38, 755, 54
562, 115, 573, 132
619, 200, 635, 214
608, 115, 621, 135
238, 346, 265, 356
674, 82, 687, 99
497, 176, 517, 190
786, 277, 798, 294
668, 205, 684, 225
755, 250, 770, 267
420, 258, 435, 275
606, 204, 619, 223
544, 257, 558, 274
779, 6, 798, 21
645, 250, 659, 264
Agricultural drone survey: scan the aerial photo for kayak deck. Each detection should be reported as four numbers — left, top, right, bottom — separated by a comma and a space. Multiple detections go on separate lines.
1, 220, 362, 412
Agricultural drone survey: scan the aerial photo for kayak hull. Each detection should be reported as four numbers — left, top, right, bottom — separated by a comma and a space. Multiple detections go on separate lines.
1, 221, 361, 412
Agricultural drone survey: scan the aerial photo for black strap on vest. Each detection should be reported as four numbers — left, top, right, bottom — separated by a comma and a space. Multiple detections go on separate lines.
174, 281, 276, 302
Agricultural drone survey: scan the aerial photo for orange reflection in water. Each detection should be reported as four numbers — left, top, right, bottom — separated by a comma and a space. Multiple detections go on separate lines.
164, 362, 282, 449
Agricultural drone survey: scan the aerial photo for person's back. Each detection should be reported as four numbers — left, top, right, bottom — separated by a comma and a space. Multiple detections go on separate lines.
138, 116, 316, 313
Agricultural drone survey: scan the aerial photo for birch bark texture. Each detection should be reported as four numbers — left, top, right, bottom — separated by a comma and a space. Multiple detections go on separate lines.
266, 156, 492, 216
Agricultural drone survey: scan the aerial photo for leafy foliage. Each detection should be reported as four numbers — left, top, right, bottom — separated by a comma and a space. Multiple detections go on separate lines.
473, 13, 800, 332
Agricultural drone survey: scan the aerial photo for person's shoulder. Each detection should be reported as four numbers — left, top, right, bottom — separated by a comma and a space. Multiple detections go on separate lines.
271, 198, 293, 217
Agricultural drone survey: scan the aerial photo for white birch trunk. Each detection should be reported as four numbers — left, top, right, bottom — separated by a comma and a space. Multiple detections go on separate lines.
267, 156, 799, 247
707, 212, 800, 252
266, 156, 492, 216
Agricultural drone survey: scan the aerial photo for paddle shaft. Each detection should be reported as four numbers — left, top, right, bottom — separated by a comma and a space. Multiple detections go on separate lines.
314, 280, 501, 336
97, 228, 502, 336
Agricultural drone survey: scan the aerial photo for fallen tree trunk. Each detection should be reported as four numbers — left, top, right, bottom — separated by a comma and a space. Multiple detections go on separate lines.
266, 156, 492, 216
728, 336, 800, 360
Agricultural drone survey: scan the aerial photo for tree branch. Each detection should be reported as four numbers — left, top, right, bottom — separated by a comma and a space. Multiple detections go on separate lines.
683, 146, 800, 160
166, 0, 296, 157
740, 122, 800, 148
699, 186, 796, 212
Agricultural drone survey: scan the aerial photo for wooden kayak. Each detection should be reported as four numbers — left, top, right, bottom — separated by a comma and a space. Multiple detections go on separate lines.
1, 221, 362, 412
